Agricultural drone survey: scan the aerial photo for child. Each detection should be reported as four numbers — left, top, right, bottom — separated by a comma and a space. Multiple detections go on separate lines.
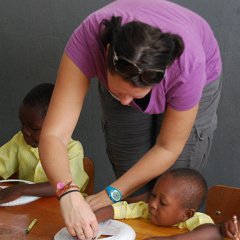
95, 168, 224, 240
0, 83, 88, 204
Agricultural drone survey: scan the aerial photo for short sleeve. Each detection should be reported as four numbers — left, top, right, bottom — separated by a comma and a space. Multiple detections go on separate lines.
177, 212, 214, 231
64, 15, 103, 79
0, 133, 20, 179
113, 201, 149, 219
167, 60, 206, 111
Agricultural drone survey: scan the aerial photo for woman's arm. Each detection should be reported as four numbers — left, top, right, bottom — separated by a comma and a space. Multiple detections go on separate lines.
39, 53, 89, 186
39, 53, 98, 239
87, 104, 199, 211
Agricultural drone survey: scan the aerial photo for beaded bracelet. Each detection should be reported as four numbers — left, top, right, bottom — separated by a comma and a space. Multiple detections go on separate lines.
56, 181, 80, 199
57, 189, 81, 200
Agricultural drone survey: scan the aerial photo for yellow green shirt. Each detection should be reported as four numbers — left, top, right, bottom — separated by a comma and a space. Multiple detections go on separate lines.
113, 201, 214, 231
0, 131, 88, 192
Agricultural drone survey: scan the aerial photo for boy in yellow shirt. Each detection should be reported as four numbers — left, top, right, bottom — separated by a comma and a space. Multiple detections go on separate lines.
95, 168, 227, 239
0, 83, 88, 204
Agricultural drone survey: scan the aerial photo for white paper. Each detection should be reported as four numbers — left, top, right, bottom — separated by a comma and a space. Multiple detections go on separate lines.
54, 219, 136, 240
0, 179, 40, 207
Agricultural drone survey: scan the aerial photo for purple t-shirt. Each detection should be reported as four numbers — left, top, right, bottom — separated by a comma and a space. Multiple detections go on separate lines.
65, 0, 222, 114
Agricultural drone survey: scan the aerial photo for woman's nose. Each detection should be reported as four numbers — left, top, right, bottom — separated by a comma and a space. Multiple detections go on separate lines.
119, 95, 133, 105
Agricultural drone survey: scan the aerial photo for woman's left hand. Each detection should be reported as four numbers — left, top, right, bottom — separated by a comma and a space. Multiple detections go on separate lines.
86, 190, 113, 212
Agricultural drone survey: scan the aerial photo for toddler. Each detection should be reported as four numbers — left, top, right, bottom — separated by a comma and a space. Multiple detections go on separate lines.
95, 168, 224, 239
0, 83, 88, 203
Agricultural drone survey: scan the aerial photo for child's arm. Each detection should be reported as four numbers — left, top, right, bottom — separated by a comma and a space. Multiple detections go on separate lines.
144, 224, 223, 240
94, 206, 114, 223
94, 201, 149, 223
0, 182, 54, 203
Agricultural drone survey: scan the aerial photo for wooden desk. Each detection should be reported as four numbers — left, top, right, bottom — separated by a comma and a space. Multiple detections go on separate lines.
0, 197, 64, 239
0, 197, 228, 239
121, 218, 186, 239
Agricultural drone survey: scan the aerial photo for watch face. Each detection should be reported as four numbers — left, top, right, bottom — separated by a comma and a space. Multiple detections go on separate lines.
111, 190, 121, 201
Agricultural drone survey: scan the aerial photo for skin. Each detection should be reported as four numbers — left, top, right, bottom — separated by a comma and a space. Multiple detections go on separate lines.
221, 217, 240, 239
19, 105, 44, 148
0, 105, 55, 204
148, 175, 192, 226
107, 71, 152, 105
94, 175, 224, 240
39, 53, 199, 240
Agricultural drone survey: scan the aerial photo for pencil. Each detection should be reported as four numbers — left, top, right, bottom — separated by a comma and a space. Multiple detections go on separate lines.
26, 218, 38, 234
233, 215, 239, 240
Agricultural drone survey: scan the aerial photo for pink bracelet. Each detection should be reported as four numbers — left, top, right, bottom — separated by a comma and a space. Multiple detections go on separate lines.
56, 181, 79, 199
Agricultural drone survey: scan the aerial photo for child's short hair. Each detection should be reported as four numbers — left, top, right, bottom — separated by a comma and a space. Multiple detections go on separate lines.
161, 168, 207, 210
22, 83, 54, 117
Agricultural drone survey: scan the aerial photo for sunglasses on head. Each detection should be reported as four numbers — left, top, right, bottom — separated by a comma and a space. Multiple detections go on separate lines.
112, 48, 165, 85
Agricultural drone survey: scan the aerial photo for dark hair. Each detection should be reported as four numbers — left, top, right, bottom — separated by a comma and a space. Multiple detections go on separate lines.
101, 16, 184, 87
22, 83, 54, 118
162, 168, 207, 210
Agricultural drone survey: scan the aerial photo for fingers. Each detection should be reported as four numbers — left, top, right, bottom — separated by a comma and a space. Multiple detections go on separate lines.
223, 221, 235, 238
67, 223, 98, 240
66, 213, 99, 240
60, 192, 99, 240
91, 219, 99, 238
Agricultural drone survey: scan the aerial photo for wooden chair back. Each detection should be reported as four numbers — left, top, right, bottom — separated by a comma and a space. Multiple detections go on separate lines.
83, 156, 95, 195
205, 185, 240, 223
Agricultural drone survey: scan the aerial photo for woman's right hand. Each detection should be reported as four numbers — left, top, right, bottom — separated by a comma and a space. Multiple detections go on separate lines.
59, 191, 99, 240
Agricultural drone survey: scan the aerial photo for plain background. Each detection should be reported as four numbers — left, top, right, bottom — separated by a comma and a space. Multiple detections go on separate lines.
0, 0, 240, 193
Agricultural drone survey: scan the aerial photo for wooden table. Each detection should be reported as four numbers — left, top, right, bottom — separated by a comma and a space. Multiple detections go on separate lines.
0, 197, 228, 239
0, 197, 64, 240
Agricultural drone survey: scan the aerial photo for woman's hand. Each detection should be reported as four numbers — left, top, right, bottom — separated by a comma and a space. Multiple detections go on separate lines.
86, 190, 112, 212
59, 191, 99, 240
0, 185, 25, 204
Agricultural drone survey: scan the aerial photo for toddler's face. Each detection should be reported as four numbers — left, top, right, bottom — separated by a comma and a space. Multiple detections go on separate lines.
148, 175, 187, 227
19, 105, 44, 148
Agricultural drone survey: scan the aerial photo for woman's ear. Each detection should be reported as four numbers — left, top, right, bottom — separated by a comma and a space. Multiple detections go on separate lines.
181, 208, 195, 222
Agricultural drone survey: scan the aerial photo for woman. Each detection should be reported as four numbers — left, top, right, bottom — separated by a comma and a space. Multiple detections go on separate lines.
39, 0, 222, 239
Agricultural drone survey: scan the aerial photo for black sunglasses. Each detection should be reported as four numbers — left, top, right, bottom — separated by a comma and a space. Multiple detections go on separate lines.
112, 48, 165, 85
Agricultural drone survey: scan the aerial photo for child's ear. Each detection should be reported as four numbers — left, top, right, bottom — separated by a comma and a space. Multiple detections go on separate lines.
181, 208, 195, 222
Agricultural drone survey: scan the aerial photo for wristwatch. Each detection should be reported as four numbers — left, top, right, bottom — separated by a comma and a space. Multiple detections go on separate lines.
105, 185, 122, 203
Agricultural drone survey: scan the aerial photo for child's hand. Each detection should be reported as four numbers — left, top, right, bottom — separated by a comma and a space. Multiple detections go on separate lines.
0, 185, 24, 204
221, 217, 240, 239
